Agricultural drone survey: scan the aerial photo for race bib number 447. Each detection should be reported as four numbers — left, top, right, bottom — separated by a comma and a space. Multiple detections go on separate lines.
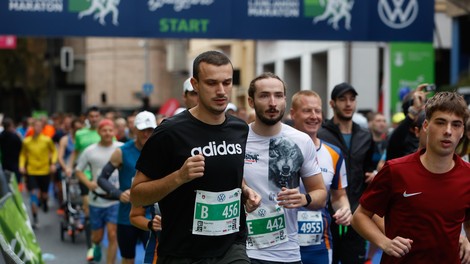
192, 188, 241, 236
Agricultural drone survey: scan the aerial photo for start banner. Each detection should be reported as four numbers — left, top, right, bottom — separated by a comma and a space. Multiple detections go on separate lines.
0, 0, 433, 42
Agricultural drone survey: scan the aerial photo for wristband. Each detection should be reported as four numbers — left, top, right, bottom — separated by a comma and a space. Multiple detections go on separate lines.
303, 193, 312, 207
147, 220, 153, 231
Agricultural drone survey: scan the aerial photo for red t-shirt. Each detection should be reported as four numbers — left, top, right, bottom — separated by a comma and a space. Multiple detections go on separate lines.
360, 149, 470, 263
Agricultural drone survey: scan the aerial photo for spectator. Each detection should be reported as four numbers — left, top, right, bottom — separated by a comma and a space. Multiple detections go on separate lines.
317, 82, 375, 264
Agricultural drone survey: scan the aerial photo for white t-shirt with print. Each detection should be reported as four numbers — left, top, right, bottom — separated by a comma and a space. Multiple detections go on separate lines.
244, 123, 322, 262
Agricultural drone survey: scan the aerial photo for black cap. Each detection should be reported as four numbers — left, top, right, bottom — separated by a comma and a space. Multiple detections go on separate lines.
331, 82, 358, 100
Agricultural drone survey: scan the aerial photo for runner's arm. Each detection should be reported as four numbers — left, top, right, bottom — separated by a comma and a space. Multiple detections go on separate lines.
129, 205, 153, 231
302, 172, 327, 210
352, 204, 412, 257
130, 154, 205, 207
330, 188, 351, 226
97, 148, 123, 200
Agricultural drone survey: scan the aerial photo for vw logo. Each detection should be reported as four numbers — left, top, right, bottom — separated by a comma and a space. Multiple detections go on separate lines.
378, 0, 418, 29
258, 209, 267, 217
217, 194, 226, 202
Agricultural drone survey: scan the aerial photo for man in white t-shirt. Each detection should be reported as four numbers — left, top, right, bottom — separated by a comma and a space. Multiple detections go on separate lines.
244, 72, 327, 264
76, 119, 123, 263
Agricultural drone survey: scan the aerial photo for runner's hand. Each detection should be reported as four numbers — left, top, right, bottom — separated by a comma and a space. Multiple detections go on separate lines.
382, 236, 413, 258
243, 185, 261, 213
277, 187, 304, 208
178, 154, 205, 183
88, 181, 98, 191
460, 235, 470, 264
152, 215, 162, 231
333, 207, 352, 226
120, 189, 130, 203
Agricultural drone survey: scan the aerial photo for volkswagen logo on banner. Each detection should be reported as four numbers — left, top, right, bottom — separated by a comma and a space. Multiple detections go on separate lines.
378, 0, 419, 29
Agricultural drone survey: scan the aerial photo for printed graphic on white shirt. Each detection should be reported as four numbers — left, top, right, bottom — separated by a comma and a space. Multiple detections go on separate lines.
268, 137, 304, 191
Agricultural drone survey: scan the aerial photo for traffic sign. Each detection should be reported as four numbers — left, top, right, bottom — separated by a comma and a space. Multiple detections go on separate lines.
142, 83, 154, 96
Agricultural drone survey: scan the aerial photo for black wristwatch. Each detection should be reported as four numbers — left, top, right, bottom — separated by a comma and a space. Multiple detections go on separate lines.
303, 193, 312, 207
147, 220, 153, 231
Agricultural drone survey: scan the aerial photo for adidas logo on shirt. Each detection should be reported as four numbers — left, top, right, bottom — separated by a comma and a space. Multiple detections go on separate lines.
191, 141, 243, 157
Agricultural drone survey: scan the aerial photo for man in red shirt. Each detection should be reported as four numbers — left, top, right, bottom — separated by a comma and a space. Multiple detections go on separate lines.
352, 92, 470, 263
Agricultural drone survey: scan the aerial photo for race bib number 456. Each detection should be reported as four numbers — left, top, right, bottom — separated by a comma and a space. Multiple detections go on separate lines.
192, 188, 241, 236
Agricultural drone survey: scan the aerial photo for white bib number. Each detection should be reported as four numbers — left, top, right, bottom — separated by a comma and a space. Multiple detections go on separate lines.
192, 188, 241, 236
246, 204, 288, 249
297, 210, 324, 246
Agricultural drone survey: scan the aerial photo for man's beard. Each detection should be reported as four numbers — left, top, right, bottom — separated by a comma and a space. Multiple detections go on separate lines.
335, 109, 353, 121
255, 106, 285, 126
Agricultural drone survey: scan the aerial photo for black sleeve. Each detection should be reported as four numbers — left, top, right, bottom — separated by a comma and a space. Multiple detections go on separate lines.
364, 134, 377, 172
386, 115, 414, 161
97, 162, 122, 200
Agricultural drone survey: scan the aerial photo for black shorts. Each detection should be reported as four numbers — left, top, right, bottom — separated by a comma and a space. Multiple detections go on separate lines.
117, 224, 149, 259
157, 243, 249, 264
79, 181, 89, 196
25, 174, 50, 193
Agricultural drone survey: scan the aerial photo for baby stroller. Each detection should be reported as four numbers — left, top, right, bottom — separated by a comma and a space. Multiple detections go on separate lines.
60, 175, 85, 243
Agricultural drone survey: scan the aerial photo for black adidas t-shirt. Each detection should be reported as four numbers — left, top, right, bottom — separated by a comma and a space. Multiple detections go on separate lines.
136, 111, 249, 259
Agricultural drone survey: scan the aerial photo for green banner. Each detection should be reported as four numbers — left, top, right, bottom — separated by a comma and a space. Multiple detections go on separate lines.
390, 42, 435, 114
0, 173, 44, 264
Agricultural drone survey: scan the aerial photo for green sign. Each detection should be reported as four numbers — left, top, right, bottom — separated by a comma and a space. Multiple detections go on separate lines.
390, 42, 435, 114
0, 175, 44, 264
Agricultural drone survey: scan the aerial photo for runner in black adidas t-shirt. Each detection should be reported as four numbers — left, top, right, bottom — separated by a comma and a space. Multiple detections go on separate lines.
131, 50, 260, 264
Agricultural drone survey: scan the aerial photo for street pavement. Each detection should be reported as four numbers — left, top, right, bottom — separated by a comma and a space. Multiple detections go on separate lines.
24, 187, 145, 264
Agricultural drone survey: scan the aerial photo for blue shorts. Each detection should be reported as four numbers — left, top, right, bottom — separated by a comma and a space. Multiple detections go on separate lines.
89, 204, 119, 230
300, 248, 332, 264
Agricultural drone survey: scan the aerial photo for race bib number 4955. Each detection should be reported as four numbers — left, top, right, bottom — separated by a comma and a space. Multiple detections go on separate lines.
192, 188, 241, 236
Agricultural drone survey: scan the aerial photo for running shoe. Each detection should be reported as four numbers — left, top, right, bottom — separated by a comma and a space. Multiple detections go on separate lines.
93, 244, 102, 262
86, 247, 94, 262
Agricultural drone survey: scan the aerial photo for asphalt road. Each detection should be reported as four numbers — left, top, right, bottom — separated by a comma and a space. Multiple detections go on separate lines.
25, 188, 145, 264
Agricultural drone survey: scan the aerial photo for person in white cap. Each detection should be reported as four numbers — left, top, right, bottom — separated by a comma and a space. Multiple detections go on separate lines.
97, 111, 157, 264
173, 78, 199, 116
225, 102, 238, 116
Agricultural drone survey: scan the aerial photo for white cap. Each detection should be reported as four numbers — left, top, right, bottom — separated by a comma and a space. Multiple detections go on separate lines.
134, 111, 157, 130
225, 103, 238, 112
183, 78, 194, 92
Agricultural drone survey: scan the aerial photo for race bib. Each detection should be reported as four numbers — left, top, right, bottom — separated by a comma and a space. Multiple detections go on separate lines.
246, 204, 288, 249
192, 188, 241, 236
297, 210, 324, 246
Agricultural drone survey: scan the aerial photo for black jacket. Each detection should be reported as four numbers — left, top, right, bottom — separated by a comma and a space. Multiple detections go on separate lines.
386, 115, 419, 161
318, 119, 375, 211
